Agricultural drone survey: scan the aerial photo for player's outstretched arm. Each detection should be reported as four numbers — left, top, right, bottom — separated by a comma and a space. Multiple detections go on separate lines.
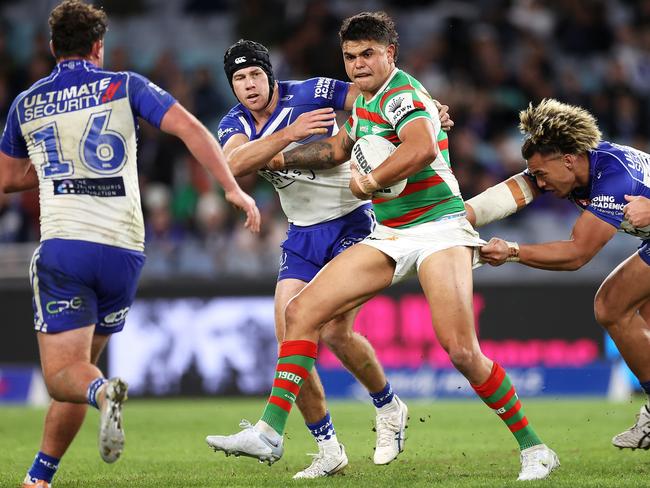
480, 211, 616, 271
465, 172, 541, 228
0, 151, 37, 193
227, 108, 337, 176
623, 195, 650, 228
270, 127, 355, 171
160, 103, 261, 232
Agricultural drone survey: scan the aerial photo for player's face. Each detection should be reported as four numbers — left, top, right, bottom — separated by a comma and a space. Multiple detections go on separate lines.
232, 66, 270, 111
342, 40, 395, 97
527, 152, 577, 198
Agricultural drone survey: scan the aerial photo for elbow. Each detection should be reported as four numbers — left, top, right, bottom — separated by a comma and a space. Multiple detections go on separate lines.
228, 157, 250, 177
565, 255, 591, 271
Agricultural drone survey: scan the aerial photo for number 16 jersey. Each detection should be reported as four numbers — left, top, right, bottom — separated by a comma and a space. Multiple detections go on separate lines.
0, 59, 176, 251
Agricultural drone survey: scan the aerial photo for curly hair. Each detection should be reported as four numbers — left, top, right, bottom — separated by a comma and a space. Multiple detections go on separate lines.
49, 0, 107, 59
520, 98, 601, 159
339, 11, 400, 62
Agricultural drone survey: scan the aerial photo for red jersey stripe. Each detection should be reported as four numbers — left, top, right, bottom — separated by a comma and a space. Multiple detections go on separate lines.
380, 84, 415, 107
379, 197, 451, 227
356, 107, 389, 125
373, 174, 444, 204
438, 138, 449, 151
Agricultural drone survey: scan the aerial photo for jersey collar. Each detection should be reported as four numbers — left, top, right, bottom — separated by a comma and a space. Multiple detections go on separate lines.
365, 67, 400, 105
56, 59, 98, 71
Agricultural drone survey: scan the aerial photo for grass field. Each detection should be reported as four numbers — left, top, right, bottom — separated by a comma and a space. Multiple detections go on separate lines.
1, 398, 649, 487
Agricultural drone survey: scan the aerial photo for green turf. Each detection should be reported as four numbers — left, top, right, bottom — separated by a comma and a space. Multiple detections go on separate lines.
1, 398, 649, 487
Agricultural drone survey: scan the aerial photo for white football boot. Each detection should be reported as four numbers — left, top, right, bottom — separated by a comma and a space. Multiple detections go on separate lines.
293, 442, 348, 479
517, 444, 560, 481
374, 395, 408, 465
99, 377, 128, 463
612, 404, 650, 450
206, 420, 284, 465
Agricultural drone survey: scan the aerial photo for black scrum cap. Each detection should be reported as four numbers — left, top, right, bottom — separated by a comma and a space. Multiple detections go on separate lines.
224, 39, 275, 107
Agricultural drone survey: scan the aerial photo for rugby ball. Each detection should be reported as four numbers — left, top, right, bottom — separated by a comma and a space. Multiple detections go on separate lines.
351, 134, 407, 199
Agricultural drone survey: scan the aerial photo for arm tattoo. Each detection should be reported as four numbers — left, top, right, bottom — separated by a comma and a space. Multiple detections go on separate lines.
283, 141, 337, 170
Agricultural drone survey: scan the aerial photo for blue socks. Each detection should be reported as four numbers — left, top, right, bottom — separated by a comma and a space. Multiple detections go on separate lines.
87, 377, 107, 410
370, 382, 394, 408
306, 411, 337, 444
27, 451, 59, 484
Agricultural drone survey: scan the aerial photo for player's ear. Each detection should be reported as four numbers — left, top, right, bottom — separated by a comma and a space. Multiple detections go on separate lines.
386, 44, 396, 64
49, 40, 56, 59
564, 154, 574, 170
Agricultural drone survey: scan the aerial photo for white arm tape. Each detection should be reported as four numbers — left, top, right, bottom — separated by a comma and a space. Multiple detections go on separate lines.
466, 173, 535, 227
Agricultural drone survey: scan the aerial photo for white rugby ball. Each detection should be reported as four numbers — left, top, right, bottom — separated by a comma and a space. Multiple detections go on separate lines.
351, 134, 407, 199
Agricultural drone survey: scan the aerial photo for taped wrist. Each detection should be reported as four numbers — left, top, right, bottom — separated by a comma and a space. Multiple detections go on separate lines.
466, 173, 535, 227
505, 241, 520, 262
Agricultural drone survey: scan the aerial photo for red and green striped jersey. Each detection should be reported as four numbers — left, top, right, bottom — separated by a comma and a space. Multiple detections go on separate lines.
343, 68, 465, 228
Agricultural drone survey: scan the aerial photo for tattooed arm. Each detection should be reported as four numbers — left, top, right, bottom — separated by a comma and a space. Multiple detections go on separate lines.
268, 129, 355, 171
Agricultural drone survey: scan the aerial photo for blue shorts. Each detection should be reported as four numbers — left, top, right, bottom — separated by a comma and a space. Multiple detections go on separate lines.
278, 204, 375, 282
639, 240, 650, 266
29, 239, 145, 335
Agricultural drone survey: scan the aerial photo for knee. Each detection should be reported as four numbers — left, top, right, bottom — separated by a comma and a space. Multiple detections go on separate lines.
284, 295, 310, 334
594, 288, 625, 329
445, 343, 482, 374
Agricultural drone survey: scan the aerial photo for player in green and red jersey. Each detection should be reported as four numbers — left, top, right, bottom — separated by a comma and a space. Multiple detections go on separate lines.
205, 12, 558, 481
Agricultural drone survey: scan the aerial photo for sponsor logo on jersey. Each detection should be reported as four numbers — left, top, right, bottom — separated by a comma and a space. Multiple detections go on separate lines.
217, 127, 235, 141
590, 194, 623, 211
104, 307, 130, 326
314, 77, 333, 99
280, 95, 294, 102
46, 296, 83, 314
23, 77, 113, 122
53, 176, 126, 197
385, 93, 416, 127
235, 56, 247, 64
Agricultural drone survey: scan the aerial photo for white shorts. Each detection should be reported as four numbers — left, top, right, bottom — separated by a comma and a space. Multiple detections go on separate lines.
360, 215, 485, 283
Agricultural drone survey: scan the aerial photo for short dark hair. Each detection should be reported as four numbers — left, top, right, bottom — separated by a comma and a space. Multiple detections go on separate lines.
339, 11, 399, 62
49, 0, 108, 59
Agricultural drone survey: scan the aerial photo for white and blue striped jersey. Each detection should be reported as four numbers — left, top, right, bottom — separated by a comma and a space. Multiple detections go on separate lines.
0, 59, 176, 251
217, 77, 365, 226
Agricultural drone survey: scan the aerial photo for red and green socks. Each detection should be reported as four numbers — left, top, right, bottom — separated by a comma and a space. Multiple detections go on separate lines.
472, 362, 542, 450
260, 340, 318, 435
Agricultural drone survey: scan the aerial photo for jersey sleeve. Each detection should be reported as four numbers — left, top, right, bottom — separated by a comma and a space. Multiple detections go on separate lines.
0, 96, 28, 158
379, 84, 431, 135
302, 77, 350, 110
127, 72, 177, 128
216, 114, 248, 146
584, 163, 635, 228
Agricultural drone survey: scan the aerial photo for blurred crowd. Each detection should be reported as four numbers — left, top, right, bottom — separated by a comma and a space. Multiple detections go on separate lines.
0, 0, 648, 278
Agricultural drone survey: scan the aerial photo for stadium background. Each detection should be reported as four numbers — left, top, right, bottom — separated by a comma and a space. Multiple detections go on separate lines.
0, 0, 647, 403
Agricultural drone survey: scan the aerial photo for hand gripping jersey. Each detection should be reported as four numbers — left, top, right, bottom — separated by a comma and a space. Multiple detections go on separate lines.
217, 77, 366, 226
526, 141, 650, 239
0, 60, 176, 251
343, 68, 465, 228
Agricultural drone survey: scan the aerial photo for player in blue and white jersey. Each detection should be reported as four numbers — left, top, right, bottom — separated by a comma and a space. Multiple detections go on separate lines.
207, 39, 451, 478
0, 2, 259, 487
465, 98, 650, 451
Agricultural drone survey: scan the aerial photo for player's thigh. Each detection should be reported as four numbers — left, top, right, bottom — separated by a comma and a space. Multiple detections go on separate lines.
417, 246, 479, 349
274, 278, 307, 342
287, 243, 395, 329
37, 326, 96, 379
595, 253, 650, 319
